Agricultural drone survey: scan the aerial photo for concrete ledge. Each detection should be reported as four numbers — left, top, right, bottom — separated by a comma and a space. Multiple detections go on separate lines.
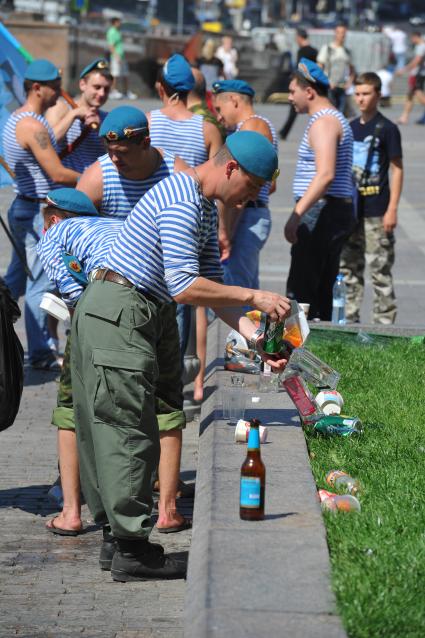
310, 322, 425, 338
184, 319, 346, 638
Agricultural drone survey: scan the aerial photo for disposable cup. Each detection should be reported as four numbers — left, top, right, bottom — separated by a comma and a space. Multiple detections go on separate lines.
298, 302, 310, 318
234, 419, 268, 443
40, 292, 70, 321
221, 387, 245, 423
315, 390, 343, 415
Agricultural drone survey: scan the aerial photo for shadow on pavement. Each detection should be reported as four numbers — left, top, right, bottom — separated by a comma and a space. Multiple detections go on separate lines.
0, 484, 60, 515
23, 366, 60, 387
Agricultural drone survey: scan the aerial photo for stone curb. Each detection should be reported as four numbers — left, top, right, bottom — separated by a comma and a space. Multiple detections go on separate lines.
184, 319, 346, 638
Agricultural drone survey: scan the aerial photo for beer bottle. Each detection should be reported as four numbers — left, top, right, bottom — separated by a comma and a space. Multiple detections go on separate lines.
240, 418, 266, 520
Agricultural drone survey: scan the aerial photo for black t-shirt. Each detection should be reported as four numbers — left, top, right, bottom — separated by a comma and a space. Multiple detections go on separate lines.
350, 112, 402, 217
296, 45, 318, 64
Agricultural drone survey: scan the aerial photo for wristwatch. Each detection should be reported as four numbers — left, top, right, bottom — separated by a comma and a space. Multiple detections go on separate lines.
248, 327, 263, 352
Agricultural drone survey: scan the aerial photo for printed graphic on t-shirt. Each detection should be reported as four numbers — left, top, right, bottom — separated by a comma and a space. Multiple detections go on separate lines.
353, 137, 380, 196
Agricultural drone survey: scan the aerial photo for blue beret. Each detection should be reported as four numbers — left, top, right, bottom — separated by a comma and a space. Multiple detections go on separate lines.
226, 131, 279, 182
24, 59, 61, 82
45, 188, 99, 216
99, 106, 149, 141
297, 57, 330, 88
80, 57, 111, 79
212, 79, 255, 97
162, 54, 194, 92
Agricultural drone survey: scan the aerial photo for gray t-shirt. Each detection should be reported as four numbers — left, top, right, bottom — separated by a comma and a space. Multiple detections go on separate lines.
317, 43, 351, 87
414, 42, 425, 77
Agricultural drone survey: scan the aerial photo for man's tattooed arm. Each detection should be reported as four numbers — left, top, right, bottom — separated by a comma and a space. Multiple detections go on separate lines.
34, 130, 49, 149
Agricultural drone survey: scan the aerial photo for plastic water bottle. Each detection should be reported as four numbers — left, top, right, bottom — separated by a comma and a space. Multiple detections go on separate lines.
332, 273, 346, 325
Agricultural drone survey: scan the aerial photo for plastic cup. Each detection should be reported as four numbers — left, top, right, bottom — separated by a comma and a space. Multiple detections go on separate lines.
40, 292, 70, 321
315, 390, 344, 415
228, 389, 246, 423
298, 302, 310, 318
234, 419, 268, 443
221, 387, 245, 422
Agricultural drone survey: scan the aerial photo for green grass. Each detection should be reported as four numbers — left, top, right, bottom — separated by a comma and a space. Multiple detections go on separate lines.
304, 335, 425, 638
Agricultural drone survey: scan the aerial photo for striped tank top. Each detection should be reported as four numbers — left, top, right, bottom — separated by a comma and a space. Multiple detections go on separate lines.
61, 109, 107, 173
293, 108, 353, 199
3, 111, 58, 197
98, 150, 175, 218
149, 110, 208, 167
236, 115, 278, 205
104, 172, 223, 302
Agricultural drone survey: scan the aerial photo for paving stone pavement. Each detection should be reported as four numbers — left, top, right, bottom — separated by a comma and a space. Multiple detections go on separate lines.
0, 97, 424, 637
0, 324, 197, 638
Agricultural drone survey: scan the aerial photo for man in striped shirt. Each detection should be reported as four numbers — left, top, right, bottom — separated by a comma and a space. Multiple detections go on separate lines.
76, 105, 188, 216
212, 78, 278, 289
148, 54, 222, 404
46, 58, 113, 173
284, 58, 354, 320
72, 131, 290, 582
148, 53, 222, 168
3, 59, 80, 370
37, 189, 109, 537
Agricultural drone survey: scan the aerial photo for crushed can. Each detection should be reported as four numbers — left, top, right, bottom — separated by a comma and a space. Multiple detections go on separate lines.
318, 489, 361, 513
325, 470, 360, 495
312, 414, 363, 437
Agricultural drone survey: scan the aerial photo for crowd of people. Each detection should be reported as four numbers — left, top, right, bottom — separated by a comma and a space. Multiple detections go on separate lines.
1, 21, 413, 581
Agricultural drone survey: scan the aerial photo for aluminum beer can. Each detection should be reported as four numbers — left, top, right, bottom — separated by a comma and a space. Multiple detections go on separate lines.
263, 318, 285, 354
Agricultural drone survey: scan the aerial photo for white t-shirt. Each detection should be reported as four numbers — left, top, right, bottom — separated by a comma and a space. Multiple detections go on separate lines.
387, 28, 407, 54
377, 69, 393, 97
216, 46, 238, 79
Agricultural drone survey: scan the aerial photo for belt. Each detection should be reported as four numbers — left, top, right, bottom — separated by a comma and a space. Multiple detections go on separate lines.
93, 269, 159, 304
245, 199, 268, 209
17, 194, 46, 203
325, 195, 353, 205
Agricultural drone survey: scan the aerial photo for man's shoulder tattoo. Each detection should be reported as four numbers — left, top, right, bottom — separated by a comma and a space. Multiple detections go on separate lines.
34, 130, 49, 149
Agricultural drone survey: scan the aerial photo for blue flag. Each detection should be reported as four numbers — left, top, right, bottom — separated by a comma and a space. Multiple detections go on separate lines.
0, 24, 28, 188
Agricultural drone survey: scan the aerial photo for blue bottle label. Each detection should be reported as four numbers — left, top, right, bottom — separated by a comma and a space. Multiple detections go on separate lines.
240, 477, 261, 508
247, 427, 260, 450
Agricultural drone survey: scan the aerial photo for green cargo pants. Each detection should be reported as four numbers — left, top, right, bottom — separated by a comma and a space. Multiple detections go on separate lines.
52, 306, 185, 432
71, 280, 183, 539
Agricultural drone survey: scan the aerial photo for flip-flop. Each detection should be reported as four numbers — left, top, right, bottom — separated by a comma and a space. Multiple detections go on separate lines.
46, 517, 82, 537
176, 481, 195, 499
156, 518, 192, 534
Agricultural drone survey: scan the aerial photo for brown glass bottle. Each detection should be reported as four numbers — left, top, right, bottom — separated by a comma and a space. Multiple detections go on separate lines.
240, 418, 266, 520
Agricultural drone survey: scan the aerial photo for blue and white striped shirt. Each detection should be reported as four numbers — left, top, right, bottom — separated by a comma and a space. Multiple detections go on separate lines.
98, 151, 175, 217
293, 108, 353, 199
60, 110, 107, 173
149, 110, 208, 167
37, 217, 123, 305
3, 111, 58, 197
236, 114, 278, 205
104, 172, 223, 302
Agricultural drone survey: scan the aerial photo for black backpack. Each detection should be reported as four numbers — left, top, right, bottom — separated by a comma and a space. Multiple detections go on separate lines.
0, 277, 24, 431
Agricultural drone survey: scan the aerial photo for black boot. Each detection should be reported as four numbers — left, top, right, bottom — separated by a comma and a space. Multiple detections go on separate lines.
99, 525, 116, 571
100, 525, 165, 571
111, 538, 187, 582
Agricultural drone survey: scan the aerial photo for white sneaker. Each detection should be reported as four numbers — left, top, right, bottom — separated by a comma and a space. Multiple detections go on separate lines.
125, 91, 137, 100
109, 90, 123, 100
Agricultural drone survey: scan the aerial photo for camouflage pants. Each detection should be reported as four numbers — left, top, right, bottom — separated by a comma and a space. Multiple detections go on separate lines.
340, 217, 397, 324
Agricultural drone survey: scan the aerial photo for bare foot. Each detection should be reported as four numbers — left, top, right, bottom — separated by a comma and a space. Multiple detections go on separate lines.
193, 380, 204, 403
46, 512, 82, 533
397, 118, 408, 125
156, 510, 188, 531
